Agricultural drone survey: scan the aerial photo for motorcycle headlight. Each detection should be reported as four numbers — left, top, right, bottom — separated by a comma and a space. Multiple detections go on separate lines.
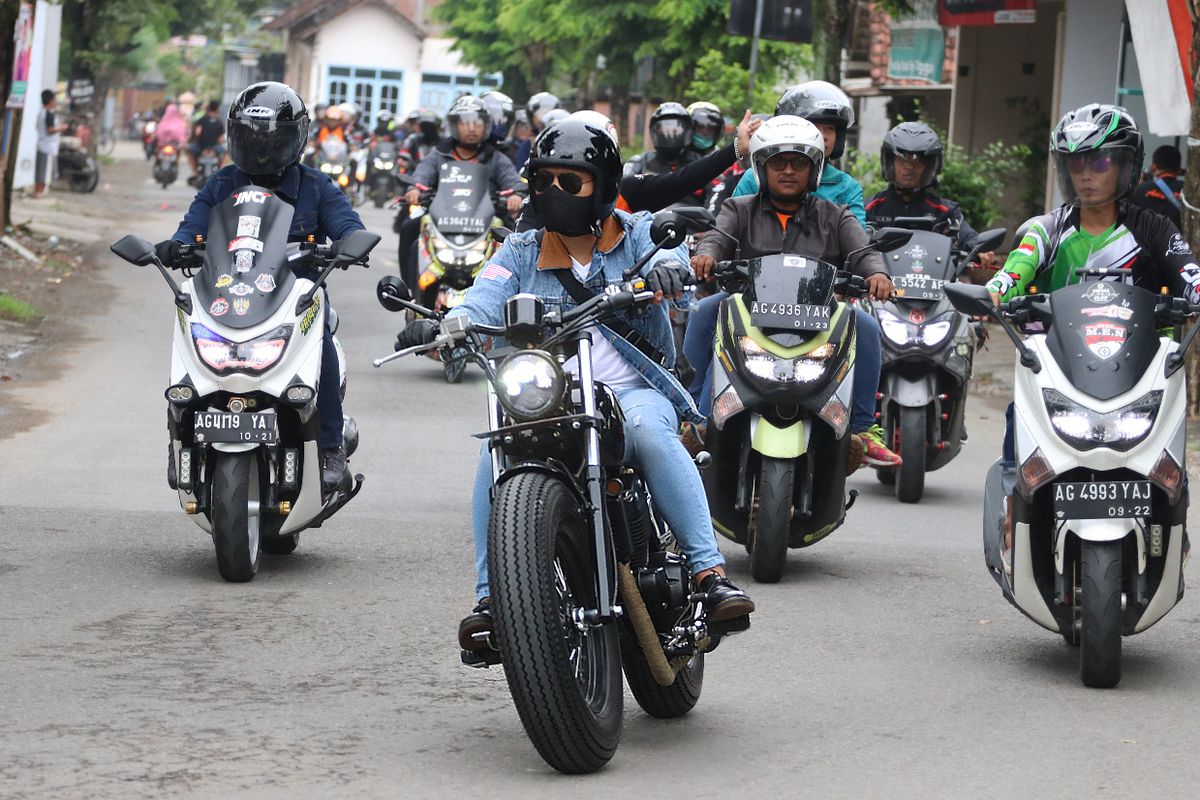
738, 336, 834, 383
922, 319, 953, 347
320, 162, 333, 173
496, 351, 566, 421
1042, 389, 1162, 452
463, 249, 486, 265
878, 308, 911, 346
436, 247, 457, 264
373, 158, 394, 170
191, 323, 292, 375
337, 174, 350, 186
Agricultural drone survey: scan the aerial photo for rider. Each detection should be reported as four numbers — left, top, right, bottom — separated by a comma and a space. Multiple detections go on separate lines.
623, 102, 703, 201
865, 122, 993, 265
515, 92, 561, 169
687, 101, 725, 156
479, 90, 518, 165
372, 110, 399, 142
1130, 144, 1184, 229
399, 109, 442, 169
187, 99, 226, 182
156, 82, 366, 493
687, 115, 903, 468
394, 111, 756, 648
399, 95, 524, 287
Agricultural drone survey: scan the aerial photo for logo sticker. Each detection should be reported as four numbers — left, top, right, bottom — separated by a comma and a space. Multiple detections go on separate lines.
229, 282, 254, 297
228, 236, 264, 253
215, 273, 234, 289
233, 190, 272, 206
242, 106, 276, 118
1083, 322, 1128, 360
237, 215, 261, 238
209, 297, 229, 316
299, 292, 321, 335
478, 263, 512, 282
908, 308, 926, 324
1166, 233, 1192, 257
234, 250, 255, 273
1082, 282, 1117, 305
904, 244, 928, 260
909, 261, 924, 273
233, 297, 251, 316
1063, 121, 1098, 141
1080, 304, 1134, 320
255, 274, 277, 293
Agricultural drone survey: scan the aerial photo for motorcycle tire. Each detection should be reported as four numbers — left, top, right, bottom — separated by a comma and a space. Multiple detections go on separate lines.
68, 163, 100, 194
750, 456, 793, 583
620, 621, 703, 719
489, 472, 623, 774
895, 406, 926, 503
211, 452, 261, 582
1079, 540, 1122, 688
261, 533, 299, 555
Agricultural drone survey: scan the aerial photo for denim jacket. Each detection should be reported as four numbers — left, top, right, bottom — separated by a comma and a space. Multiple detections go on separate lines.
447, 209, 702, 423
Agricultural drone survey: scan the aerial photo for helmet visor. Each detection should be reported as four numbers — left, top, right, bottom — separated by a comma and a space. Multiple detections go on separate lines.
884, 150, 938, 189
228, 118, 305, 176
651, 119, 689, 151
1054, 149, 1137, 208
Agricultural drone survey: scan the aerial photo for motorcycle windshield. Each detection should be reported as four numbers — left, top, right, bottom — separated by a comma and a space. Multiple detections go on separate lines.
192, 186, 297, 330
429, 161, 493, 236
887, 230, 954, 301
743, 254, 837, 332
1045, 280, 1161, 402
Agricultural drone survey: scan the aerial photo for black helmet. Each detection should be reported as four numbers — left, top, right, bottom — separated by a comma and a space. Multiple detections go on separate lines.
881, 122, 942, 190
480, 90, 515, 139
446, 95, 491, 147
649, 102, 691, 157
526, 92, 561, 129
227, 81, 309, 178
775, 81, 855, 159
1050, 103, 1143, 208
687, 101, 724, 152
526, 112, 622, 225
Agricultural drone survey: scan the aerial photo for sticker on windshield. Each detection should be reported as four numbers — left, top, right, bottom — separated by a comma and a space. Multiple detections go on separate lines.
782, 255, 805, 268
1080, 303, 1134, 320
233, 190, 271, 206
237, 216, 261, 238
254, 274, 276, 293
1082, 283, 1118, 305
233, 297, 250, 316
1083, 322, 1128, 360
215, 273, 233, 289
904, 244, 927, 260
229, 282, 254, 297
209, 297, 229, 317
234, 251, 255, 273
228, 236, 264, 253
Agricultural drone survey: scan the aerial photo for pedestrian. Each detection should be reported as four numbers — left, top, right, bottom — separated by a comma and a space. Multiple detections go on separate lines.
34, 89, 67, 198
1130, 144, 1183, 228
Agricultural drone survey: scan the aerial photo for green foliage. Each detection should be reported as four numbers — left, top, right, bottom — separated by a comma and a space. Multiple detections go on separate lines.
0, 294, 40, 323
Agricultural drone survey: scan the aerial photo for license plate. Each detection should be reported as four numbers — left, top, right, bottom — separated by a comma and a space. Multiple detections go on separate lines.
193, 410, 278, 444
748, 301, 831, 331
892, 273, 946, 301
1053, 480, 1152, 520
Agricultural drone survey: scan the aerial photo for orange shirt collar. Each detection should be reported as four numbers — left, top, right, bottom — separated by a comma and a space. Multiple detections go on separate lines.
536, 215, 626, 270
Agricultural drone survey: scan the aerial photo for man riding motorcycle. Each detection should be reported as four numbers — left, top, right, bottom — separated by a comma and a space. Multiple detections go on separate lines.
373, 110, 399, 142
686, 115, 902, 467
394, 112, 755, 648
480, 90, 518, 165
398, 95, 524, 287
624, 102, 702, 188
687, 101, 725, 156
514, 92, 562, 169
157, 82, 366, 493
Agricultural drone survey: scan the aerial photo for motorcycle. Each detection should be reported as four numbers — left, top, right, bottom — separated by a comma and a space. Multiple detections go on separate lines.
153, 143, 180, 189
142, 119, 158, 159
871, 222, 1007, 502
56, 133, 100, 194
372, 208, 745, 774
702, 231, 911, 583
946, 274, 1196, 688
190, 147, 221, 189
366, 139, 399, 208
109, 186, 378, 582
313, 138, 355, 202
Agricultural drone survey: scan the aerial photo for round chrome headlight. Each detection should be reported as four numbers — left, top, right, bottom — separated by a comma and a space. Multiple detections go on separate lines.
496, 351, 566, 421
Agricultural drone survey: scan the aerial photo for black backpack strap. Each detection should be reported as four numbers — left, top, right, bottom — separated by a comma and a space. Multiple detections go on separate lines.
548, 262, 666, 366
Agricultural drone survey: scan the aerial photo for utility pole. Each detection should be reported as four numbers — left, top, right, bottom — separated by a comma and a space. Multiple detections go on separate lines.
746, 0, 765, 108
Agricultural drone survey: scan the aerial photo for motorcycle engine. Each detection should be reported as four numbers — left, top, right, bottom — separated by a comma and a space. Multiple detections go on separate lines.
636, 551, 691, 633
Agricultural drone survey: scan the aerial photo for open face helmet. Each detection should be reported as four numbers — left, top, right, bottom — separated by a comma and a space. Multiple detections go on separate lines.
750, 114, 826, 195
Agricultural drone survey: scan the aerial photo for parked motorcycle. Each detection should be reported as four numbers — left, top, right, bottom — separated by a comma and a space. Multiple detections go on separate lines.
871, 223, 1006, 502
109, 187, 377, 582
366, 139, 399, 208
372, 208, 744, 774
56, 134, 100, 194
946, 273, 1195, 688
153, 143, 180, 189
702, 230, 910, 582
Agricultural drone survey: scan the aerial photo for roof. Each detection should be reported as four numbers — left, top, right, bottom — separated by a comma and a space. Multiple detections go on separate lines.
265, 0, 421, 35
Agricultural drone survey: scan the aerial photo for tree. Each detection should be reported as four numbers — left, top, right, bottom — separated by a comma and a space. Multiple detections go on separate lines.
1182, 2, 1200, 414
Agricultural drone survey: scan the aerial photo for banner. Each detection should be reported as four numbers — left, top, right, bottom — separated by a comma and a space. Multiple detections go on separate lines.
6, 2, 34, 109
1125, 0, 1191, 135
888, 25, 945, 84
937, 0, 1035, 26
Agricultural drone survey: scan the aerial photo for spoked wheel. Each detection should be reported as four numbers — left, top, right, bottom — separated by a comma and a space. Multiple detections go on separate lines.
750, 456, 793, 583
620, 616, 703, 718
895, 406, 926, 503
1079, 541, 1122, 688
210, 452, 261, 582
489, 473, 622, 774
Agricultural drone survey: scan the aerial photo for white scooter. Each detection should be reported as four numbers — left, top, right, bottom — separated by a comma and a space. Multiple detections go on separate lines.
947, 273, 1195, 688
111, 186, 379, 582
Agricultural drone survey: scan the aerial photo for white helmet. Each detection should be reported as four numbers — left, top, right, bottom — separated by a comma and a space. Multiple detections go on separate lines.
567, 110, 619, 147
750, 115, 825, 195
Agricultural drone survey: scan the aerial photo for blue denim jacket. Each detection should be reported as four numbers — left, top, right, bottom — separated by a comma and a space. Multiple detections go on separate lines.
447, 209, 702, 424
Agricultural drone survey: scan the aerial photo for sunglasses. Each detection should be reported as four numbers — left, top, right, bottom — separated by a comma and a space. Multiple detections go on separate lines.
531, 170, 592, 195
1068, 155, 1113, 174
765, 154, 811, 172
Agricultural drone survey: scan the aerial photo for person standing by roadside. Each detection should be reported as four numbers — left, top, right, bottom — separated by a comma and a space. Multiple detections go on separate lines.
1130, 144, 1184, 229
34, 89, 67, 198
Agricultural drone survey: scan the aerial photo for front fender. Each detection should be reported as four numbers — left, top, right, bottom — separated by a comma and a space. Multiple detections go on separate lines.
884, 372, 936, 408
750, 415, 809, 459
496, 460, 586, 505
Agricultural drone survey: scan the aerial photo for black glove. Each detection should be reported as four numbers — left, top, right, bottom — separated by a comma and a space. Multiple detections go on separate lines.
645, 261, 691, 298
394, 319, 438, 351
155, 239, 182, 267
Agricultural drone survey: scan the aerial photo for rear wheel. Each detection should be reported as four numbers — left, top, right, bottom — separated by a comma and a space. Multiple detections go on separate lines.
620, 623, 703, 718
750, 457, 793, 583
895, 406, 926, 503
211, 452, 261, 582
1079, 540, 1122, 688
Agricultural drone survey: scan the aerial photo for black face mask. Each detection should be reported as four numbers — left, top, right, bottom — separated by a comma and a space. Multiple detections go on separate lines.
532, 186, 596, 236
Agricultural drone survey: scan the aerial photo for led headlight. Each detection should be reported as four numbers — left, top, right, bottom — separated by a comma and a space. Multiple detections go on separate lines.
496, 350, 566, 421
436, 247, 457, 264
878, 308, 911, 345
191, 323, 292, 375
922, 318, 953, 346
738, 337, 835, 384
320, 162, 333, 173
374, 158, 395, 170
1042, 389, 1162, 452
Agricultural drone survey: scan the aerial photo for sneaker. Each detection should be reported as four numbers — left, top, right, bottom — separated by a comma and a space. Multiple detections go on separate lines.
859, 424, 902, 468
321, 445, 348, 494
458, 598, 494, 651
697, 573, 755, 623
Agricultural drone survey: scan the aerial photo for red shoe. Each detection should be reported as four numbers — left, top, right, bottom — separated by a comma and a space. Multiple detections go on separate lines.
859, 424, 902, 468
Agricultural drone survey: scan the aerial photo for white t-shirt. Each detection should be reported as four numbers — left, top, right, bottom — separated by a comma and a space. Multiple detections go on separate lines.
563, 256, 647, 393
36, 107, 60, 156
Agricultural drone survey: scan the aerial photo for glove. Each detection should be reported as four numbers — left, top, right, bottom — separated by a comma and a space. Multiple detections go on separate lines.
155, 239, 182, 267
645, 261, 691, 298
394, 319, 438, 351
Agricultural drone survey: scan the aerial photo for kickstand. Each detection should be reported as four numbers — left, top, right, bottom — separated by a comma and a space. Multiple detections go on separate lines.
844, 488, 859, 511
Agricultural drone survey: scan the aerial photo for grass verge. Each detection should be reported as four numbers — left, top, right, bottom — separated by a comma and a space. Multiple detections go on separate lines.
0, 294, 41, 323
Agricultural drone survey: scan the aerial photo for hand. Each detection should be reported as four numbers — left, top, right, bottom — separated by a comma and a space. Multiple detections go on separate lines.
645, 261, 691, 302
154, 239, 182, 267
988, 291, 1002, 308
691, 254, 716, 282
505, 193, 523, 216
977, 251, 998, 270
866, 273, 894, 302
735, 110, 760, 161
405, 188, 421, 206
395, 319, 438, 351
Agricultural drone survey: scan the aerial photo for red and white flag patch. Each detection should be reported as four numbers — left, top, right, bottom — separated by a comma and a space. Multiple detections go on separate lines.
479, 263, 512, 282
1016, 242, 1035, 256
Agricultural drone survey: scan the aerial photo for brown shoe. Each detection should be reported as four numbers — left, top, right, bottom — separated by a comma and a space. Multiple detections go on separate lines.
680, 422, 707, 458
846, 432, 865, 476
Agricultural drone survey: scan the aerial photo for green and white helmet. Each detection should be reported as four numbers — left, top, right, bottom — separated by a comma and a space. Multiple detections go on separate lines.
1050, 104, 1143, 207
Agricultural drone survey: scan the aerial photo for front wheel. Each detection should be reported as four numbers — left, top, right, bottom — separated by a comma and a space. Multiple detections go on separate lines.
895, 406, 926, 503
489, 473, 623, 774
750, 456, 793, 583
1079, 540, 1122, 688
211, 452, 261, 582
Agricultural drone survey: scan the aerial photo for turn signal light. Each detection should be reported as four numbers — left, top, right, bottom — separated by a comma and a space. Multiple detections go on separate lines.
165, 384, 195, 404
1019, 447, 1055, 493
1149, 449, 1183, 503
418, 270, 438, 290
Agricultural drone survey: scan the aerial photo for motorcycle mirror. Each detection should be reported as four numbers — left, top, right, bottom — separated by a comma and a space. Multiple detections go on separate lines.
649, 211, 689, 249
872, 229, 913, 254
944, 283, 995, 317
110, 234, 158, 266
335, 230, 382, 263
376, 275, 412, 311
670, 206, 717, 233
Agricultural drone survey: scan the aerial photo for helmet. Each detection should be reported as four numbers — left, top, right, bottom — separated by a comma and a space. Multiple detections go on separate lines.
446, 95, 491, 147
541, 108, 569, 128
749, 115, 825, 195
337, 102, 358, 122
881, 122, 942, 190
775, 81, 855, 159
526, 92, 561, 129
649, 102, 692, 157
526, 111, 623, 225
227, 81, 310, 177
480, 90, 516, 139
686, 101, 724, 152
322, 104, 346, 125
415, 109, 442, 143
1050, 103, 1143, 207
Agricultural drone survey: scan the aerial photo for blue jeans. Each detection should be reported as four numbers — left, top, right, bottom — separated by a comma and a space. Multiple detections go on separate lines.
682, 292, 882, 433
470, 386, 725, 601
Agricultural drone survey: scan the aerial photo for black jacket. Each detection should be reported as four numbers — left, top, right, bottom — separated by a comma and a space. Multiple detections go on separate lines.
1130, 173, 1183, 229
865, 187, 980, 252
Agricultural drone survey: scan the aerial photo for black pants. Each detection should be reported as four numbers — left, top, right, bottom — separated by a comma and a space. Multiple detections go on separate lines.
317, 300, 343, 450
398, 216, 421, 288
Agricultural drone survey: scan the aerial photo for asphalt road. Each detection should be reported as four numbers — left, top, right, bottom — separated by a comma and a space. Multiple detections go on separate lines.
3, 146, 1200, 799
